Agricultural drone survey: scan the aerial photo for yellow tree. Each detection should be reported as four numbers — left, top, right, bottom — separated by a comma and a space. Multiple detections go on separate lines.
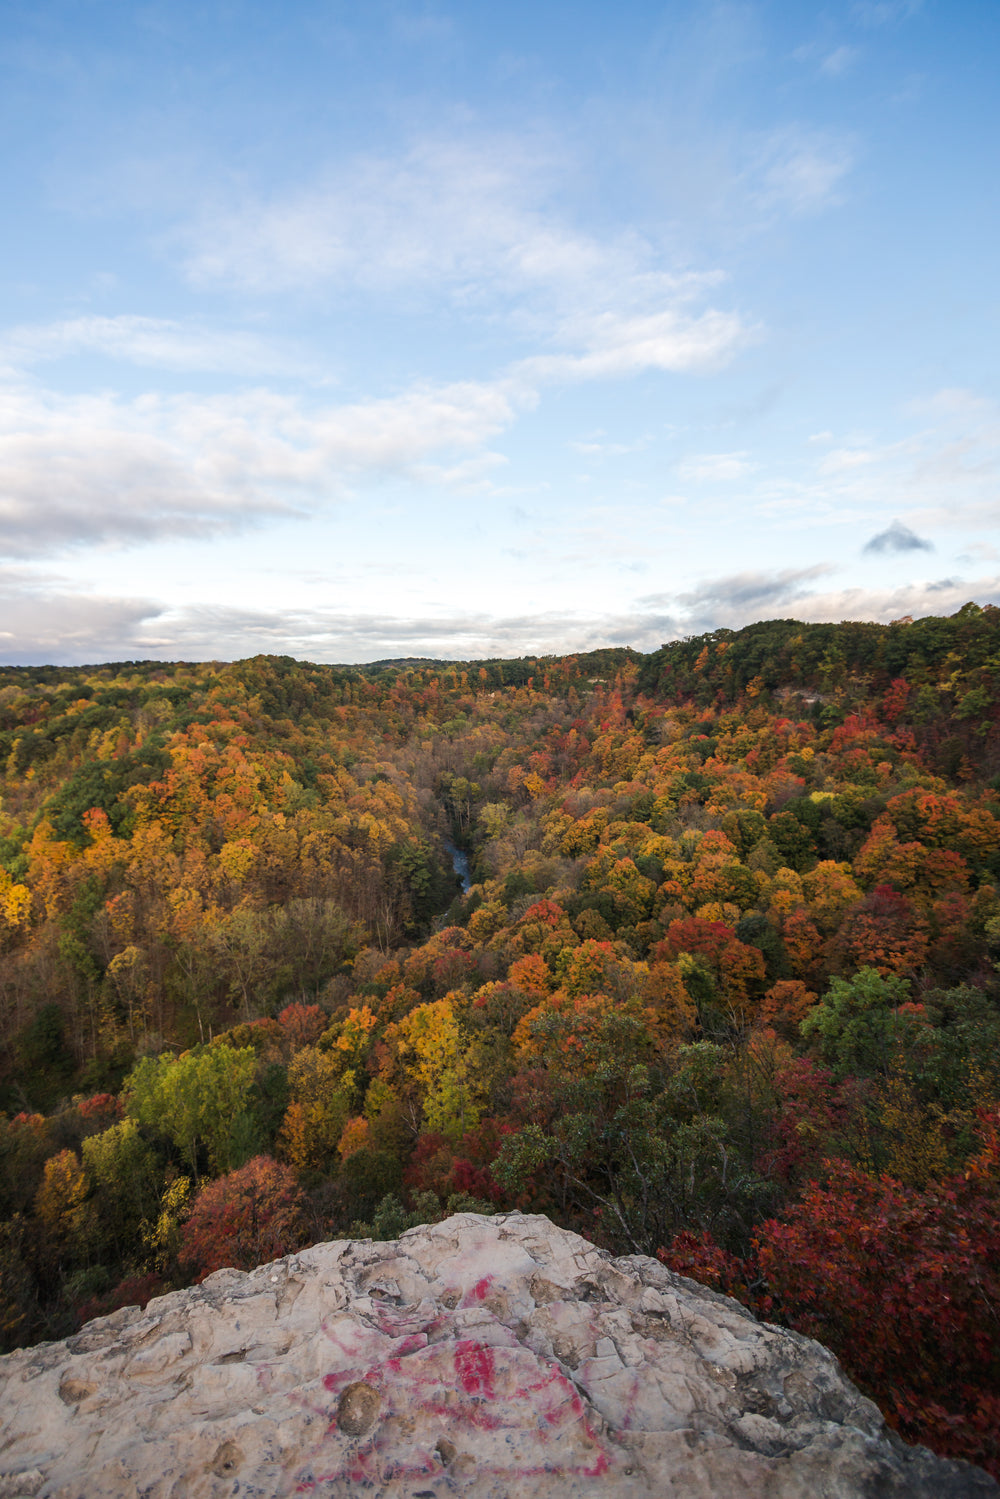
277, 1046, 350, 1173
34, 1149, 93, 1261
386, 994, 486, 1142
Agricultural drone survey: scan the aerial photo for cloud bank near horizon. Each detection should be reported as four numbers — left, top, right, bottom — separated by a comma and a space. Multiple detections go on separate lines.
2, 566, 995, 669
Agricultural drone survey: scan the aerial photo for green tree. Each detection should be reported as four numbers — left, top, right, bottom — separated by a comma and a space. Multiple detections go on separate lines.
800, 967, 912, 1081
123, 1044, 258, 1178
81, 1118, 160, 1260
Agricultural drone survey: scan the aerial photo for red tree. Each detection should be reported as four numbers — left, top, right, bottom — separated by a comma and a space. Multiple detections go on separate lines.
180, 1156, 308, 1281
757, 1110, 1000, 1476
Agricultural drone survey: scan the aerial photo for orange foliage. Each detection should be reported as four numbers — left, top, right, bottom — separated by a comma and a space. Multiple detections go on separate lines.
758, 980, 818, 1038
507, 953, 552, 998
337, 1116, 371, 1161
179, 1156, 307, 1280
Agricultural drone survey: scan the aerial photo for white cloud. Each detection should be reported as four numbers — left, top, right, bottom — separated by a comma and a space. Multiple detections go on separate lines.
0, 254, 751, 563
0, 316, 307, 377
0, 578, 649, 665
0, 375, 522, 556
852, 0, 922, 27
958, 542, 1000, 563
821, 46, 860, 76
4, 563, 1000, 668
631, 567, 1000, 648
177, 136, 749, 371
755, 391, 1000, 534
569, 438, 644, 457
750, 128, 854, 215
179, 137, 594, 298
0, 568, 165, 665
520, 306, 749, 383
906, 387, 997, 423
778, 577, 992, 626
639, 565, 833, 624
817, 446, 879, 474
677, 450, 756, 482
0, 126, 757, 567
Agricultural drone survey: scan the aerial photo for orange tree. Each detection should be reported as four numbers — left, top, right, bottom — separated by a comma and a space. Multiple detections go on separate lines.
179, 1155, 307, 1280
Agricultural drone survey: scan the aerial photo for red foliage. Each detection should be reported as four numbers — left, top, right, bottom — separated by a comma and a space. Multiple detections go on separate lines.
880, 678, 911, 724
403, 1120, 509, 1204
657, 1231, 756, 1304
828, 712, 881, 752
757, 980, 818, 1040
655, 918, 765, 1012
757, 1110, 1000, 1476
754, 1057, 863, 1189
432, 948, 476, 991
519, 899, 564, 929
76, 1271, 167, 1326
657, 917, 735, 962
402, 1130, 450, 1194
179, 1156, 308, 1281
826, 884, 929, 978
76, 1093, 124, 1133
277, 1003, 327, 1049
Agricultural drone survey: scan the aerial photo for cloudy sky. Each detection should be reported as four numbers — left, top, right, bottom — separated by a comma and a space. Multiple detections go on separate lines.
1, 0, 998, 664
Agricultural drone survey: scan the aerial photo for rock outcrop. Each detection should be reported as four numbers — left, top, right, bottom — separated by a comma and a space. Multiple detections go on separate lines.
0, 1212, 994, 1498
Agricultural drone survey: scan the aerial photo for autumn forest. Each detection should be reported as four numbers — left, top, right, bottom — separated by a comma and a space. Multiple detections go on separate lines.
1, 607, 999, 1475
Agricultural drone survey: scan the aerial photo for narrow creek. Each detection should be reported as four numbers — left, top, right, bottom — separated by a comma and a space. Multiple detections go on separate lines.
442, 837, 472, 893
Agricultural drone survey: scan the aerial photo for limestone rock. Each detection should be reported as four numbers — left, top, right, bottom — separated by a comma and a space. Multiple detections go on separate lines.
0, 1212, 994, 1498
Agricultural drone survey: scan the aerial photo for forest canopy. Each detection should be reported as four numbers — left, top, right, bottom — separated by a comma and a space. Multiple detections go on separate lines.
0, 608, 999, 1477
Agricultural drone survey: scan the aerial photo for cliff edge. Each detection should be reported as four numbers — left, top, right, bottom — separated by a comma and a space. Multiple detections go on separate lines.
0, 1211, 995, 1498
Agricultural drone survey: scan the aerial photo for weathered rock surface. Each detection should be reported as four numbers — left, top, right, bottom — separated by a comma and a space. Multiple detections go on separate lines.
0, 1212, 994, 1498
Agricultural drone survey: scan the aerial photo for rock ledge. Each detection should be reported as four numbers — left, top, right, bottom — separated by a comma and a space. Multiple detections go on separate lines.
0, 1212, 995, 1497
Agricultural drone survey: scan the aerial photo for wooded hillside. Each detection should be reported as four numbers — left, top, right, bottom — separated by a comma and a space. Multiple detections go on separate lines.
1, 609, 998, 1475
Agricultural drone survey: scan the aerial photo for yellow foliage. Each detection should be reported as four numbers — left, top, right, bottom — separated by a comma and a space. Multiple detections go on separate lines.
763, 867, 805, 917
388, 996, 486, 1140
467, 900, 508, 942
142, 1176, 192, 1271
279, 1046, 350, 1172
332, 1005, 377, 1065
866, 1072, 950, 1187
34, 1149, 92, 1249
26, 819, 76, 918
644, 961, 697, 1045
802, 861, 862, 934
217, 838, 257, 883
507, 954, 552, 998
694, 901, 742, 926
0, 870, 31, 928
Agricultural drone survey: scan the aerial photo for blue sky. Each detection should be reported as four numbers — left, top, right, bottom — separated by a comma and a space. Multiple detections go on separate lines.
0, 0, 997, 664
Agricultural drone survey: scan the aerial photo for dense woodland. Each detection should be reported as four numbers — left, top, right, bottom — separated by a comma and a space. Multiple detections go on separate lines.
1, 606, 999, 1475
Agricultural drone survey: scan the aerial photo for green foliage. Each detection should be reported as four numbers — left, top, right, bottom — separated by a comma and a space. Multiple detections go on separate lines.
46, 743, 170, 844
349, 1188, 494, 1240
800, 967, 913, 1080
14, 1006, 74, 1110
0, 1215, 45, 1352
122, 1045, 259, 1177
81, 1118, 160, 1258
337, 1148, 404, 1222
